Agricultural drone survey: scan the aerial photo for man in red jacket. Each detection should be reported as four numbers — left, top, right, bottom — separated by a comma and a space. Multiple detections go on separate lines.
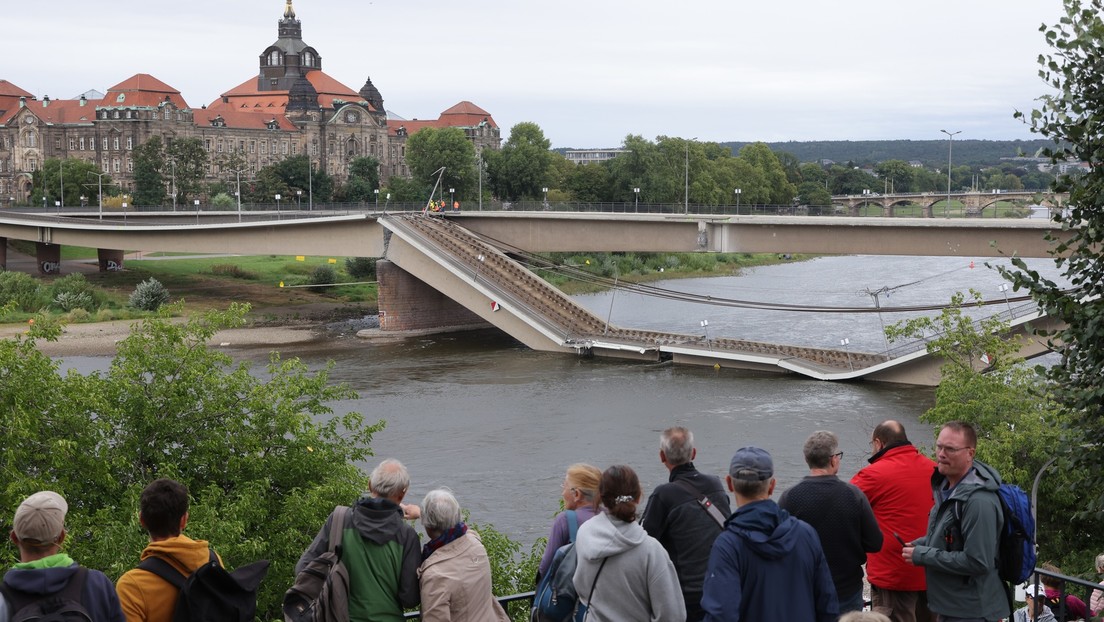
850, 420, 936, 622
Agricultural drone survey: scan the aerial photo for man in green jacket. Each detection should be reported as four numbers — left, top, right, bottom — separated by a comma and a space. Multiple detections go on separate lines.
901, 421, 1009, 622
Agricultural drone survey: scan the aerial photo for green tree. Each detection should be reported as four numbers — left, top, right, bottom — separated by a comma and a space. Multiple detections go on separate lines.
406, 127, 477, 201
737, 143, 796, 205
1006, 0, 1104, 523
340, 156, 381, 202
133, 137, 166, 207
31, 158, 112, 209
873, 160, 914, 193
0, 305, 382, 618
249, 155, 333, 204
485, 122, 553, 201
165, 138, 208, 205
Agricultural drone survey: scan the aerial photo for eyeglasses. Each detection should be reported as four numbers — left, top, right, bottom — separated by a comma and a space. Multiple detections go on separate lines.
935, 444, 972, 455
832, 451, 844, 459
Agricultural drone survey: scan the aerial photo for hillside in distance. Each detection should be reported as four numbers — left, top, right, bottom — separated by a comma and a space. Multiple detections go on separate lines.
723, 139, 1056, 167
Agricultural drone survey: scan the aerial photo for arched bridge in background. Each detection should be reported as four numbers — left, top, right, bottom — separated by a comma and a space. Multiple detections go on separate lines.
831, 190, 1067, 217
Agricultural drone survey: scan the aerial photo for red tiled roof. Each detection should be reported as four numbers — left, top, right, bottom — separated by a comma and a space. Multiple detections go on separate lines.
0, 80, 36, 124
207, 70, 372, 114
388, 101, 498, 136
102, 73, 190, 108
0, 80, 34, 98
193, 108, 298, 131
21, 99, 99, 125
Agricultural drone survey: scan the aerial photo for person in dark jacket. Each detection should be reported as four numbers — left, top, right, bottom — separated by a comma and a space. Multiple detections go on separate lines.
851, 420, 936, 622
0, 491, 125, 622
295, 459, 422, 622
701, 446, 838, 622
902, 421, 1009, 622
642, 426, 732, 621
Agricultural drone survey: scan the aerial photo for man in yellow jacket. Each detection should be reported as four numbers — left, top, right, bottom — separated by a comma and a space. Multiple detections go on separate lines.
115, 479, 219, 621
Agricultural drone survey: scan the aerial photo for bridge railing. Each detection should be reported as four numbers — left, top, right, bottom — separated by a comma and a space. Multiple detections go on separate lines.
402, 591, 534, 619
1027, 567, 1099, 621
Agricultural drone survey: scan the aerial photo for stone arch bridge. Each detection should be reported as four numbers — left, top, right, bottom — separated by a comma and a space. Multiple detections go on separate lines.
832, 190, 1067, 217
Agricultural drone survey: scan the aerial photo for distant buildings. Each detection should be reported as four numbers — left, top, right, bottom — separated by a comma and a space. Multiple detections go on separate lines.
564, 148, 628, 165
0, 0, 500, 204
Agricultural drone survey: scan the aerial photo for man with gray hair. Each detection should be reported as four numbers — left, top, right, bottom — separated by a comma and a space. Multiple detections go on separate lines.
701, 446, 837, 621
780, 431, 883, 614
295, 459, 422, 621
642, 426, 731, 621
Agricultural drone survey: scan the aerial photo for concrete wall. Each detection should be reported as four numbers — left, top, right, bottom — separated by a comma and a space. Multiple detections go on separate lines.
376, 259, 485, 332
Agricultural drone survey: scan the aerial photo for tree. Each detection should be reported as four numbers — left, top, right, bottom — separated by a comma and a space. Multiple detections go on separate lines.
133, 137, 166, 207
248, 155, 333, 204
737, 143, 796, 205
873, 160, 914, 193
405, 127, 476, 201
165, 137, 209, 205
340, 156, 380, 202
485, 122, 553, 201
31, 158, 112, 209
0, 306, 382, 618
1005, 0, 1104, 519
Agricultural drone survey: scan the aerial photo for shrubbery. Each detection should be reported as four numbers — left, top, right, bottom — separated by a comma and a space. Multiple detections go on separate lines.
308, 265, 336, 293
49, 274, 100, 312
129, 277, 170, 311
344, 257, 377, 280
0, 271, 47, 312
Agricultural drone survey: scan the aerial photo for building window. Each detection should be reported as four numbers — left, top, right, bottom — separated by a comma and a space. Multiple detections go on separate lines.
249, 140, 256, 153
127, 160, 133, 173
113, 110, 119, 119
102, 137, 108, 150
261, 142, 267, 154
205, 139, 212, 151
217, 140, 223, 153
79, 137, 85, 150
113, 158, 120, 173
282, 141, 288, 155
113, 136, 120, 150
68, 137, 75, 150
164, 109, 171, 120
29, 159, 37, 172
292, 143, 298, 155
55, 138, 62, 149
126, 136, 133, 150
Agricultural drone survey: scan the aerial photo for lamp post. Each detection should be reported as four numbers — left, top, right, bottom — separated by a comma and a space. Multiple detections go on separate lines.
80, 195, 86, 209
374, 188, 379, 210
297, 189, 302, 210
684, 137, 697, 214
449, 187, 455, 210
170, 158, 177, 212
275, 193, 281, 212
89, 171, 108, 220
633, 187, 640, 213
998, 283, 1014, 318
734, 188, 742, 214
542, 186, 548, 208
385, 192, 391, 212
55, 200, 61, 216
59, 159, 64, 209
940, 129, 961, 218
840, 337, 854, 371
307, 156, 313, 211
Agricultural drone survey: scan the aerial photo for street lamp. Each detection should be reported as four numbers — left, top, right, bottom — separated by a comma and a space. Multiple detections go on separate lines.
170, 158, 177, 212
89, 171, 109, 220
998, 283, 1014, 318
633, 187, 640, 213
297, 189, 302, 210
940, 129, 961, 218
275, 193, 282, 211
734, 188, 742, 214
374, 188, 380, 210
80, 195, 86, 209
542, 186, 548, 208
55, 200, 61, 215
449, 187, 455, 210
840, 337, 854, 371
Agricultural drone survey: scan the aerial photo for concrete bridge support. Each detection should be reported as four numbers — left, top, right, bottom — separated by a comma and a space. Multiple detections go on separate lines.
376, 259, 485, 332
36, 242, 61, 275
0, 238, 6, 270
97, 249, 125, 272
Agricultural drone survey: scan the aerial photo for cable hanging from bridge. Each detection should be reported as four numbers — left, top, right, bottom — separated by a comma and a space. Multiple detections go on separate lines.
463, 226, 1039, 315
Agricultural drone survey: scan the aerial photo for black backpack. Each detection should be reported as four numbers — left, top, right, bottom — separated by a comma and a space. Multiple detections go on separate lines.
0, 567, 94, 621
282, 506, 352, 622
138, 550, 270, 622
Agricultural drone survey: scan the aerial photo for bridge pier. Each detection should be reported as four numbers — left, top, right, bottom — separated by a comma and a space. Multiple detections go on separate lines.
0, 238, 6, 270
97, 249, 125, 272
376, 259, 486, 332
36, 242, 61, 275
923, 205, 933, 218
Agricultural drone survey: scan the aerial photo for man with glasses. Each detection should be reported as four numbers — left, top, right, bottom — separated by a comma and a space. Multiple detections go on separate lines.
901, 421, 1009, 622
780, 430, 883, 614
851, 420, 936, 622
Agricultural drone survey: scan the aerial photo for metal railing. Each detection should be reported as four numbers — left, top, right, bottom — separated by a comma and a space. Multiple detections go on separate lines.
1027, 567, 1100, 621
402, 591, 534, 619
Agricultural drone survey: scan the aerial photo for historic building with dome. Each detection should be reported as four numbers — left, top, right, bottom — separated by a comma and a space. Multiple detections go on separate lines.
0, 0, 500, 204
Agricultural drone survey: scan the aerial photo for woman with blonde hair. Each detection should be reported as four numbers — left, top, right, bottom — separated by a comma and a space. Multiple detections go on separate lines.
537, 463, 602, 581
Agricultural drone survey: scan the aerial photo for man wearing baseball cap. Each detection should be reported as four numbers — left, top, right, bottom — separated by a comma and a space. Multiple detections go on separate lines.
701, 447, 838, 621
0, 491, 124, 622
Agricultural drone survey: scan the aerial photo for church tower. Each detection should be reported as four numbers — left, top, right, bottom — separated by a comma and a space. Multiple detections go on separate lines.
258, 0, 322, 92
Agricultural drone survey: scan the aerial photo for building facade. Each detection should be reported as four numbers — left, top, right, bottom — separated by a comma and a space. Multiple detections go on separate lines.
0, 0, 500, 205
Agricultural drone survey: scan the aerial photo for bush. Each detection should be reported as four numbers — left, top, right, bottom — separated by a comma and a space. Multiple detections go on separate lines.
308, 265, 336, 293
211, 192, 236, 208
0, 271, 47, 312
128, 278, 170, 311
209, 264, 258, 279
344, 257, 377, 280
49, 274, 99, 312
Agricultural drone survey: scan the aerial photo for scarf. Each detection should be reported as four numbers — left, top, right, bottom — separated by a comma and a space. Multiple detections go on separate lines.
422, 522, 468, 561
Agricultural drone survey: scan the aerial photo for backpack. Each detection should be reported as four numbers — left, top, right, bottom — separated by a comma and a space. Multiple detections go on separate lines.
0, 567, 93, 622
952, 482, 1036, 583
995, 483, 1036, 584
283, 506, 352, 622
532, 510, 587, 622
138, 549, 270, 622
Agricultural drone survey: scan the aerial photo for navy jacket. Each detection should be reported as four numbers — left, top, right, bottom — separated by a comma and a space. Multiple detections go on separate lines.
701, 499, 838, 622
1, 563, 124, 622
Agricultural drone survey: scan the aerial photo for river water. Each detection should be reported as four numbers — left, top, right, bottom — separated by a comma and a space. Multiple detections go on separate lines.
60, 255, 1063, 548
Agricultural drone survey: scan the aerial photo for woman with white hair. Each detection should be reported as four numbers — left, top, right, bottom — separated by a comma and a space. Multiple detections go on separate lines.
1092, 553, 1104, 617
417, 489, 510, 622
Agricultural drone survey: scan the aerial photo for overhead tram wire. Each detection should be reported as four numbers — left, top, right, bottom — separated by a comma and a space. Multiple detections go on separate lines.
456, 226, 1044, 315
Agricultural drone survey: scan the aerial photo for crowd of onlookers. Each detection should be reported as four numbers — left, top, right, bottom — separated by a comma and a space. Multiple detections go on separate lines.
3, 419, 1103, 621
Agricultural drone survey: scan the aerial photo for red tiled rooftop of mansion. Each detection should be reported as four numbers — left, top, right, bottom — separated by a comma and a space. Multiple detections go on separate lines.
389, 101, 499, 136
208, 71, 374, 114
0, 80, 34, 98
193, 108, 298, 131
102, 73, 190, 109
23, 99, 99, 125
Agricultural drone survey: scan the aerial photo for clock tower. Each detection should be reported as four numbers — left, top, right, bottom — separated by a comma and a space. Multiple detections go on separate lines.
258, 0, 322, 93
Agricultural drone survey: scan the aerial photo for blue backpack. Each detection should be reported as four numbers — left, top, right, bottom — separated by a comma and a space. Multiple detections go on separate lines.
531, 511, 586, 622
953, 482, 1036, 584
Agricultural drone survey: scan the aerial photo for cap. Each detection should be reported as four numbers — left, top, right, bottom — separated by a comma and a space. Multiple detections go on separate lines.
1023, 584, 1045, 598
729, 447, 774, 481
13, 491, 68, 545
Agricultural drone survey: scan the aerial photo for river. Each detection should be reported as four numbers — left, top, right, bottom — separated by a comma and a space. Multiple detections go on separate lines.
60, 254, 1063, 548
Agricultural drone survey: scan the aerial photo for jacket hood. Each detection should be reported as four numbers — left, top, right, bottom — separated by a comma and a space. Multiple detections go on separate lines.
933, 459, 1002, 500
2, 564, 78, 596
725, 499, 800, 561
353, 496, 407, 546
140, 534, 212, 574
575, 512, 647, 562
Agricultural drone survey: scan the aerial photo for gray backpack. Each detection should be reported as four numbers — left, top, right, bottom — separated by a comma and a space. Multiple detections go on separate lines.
283, 506, 352, 622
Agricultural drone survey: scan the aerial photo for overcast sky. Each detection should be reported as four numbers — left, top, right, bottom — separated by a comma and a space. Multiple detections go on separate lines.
4, 0, 1063, 149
